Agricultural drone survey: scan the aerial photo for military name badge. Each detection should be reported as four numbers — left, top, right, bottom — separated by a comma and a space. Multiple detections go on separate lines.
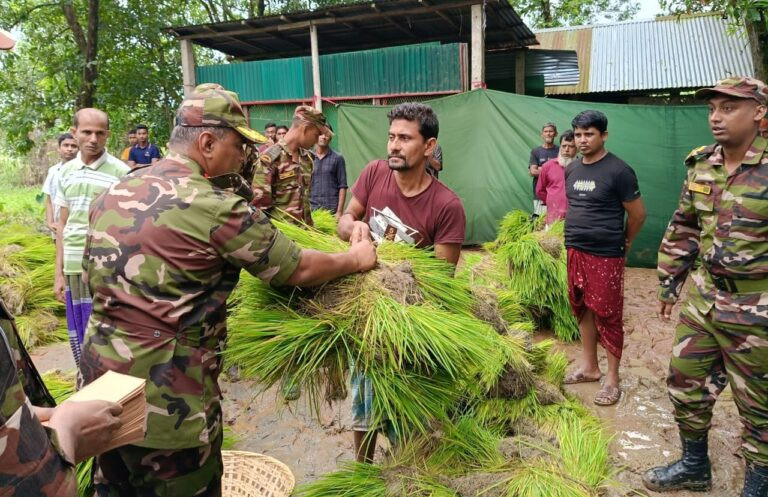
279, 170, 296, 180
688, 182, 711, 195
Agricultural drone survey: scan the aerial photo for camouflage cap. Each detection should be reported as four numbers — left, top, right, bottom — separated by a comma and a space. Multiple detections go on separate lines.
695, 77, 768, 105
294, 105, 333, 137
177, 83, 267, 143
0, 29, 15, 50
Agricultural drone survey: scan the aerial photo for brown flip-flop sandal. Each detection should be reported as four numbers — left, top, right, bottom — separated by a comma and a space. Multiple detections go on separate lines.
594, 385, 621, 406
563, 371, 602, 385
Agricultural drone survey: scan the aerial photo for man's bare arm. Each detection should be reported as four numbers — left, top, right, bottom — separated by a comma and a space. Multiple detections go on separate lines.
337, 196, 369, 242
623, 197, 647, 251
434, 243, 461, 265
54, 207, 69, 302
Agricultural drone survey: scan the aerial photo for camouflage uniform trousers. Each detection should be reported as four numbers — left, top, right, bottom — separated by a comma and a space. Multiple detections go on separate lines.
668, 301, 768, 465
93, 432, 223, 497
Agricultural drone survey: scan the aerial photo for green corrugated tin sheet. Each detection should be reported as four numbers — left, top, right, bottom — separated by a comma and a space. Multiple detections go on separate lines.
196, 43, 465, 102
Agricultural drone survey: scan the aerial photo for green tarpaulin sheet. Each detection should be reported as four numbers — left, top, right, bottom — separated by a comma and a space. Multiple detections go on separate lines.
335, 89, 713, 268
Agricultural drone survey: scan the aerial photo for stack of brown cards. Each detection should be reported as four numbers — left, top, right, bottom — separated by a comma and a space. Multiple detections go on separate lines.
64, 370, 146, 450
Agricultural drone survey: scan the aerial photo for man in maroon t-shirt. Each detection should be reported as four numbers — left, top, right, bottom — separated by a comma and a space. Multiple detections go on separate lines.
338, 102, 466, 463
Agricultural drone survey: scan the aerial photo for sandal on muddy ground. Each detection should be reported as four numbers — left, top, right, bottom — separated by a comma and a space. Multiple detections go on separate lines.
594, 385, 621, 406
563, 371, 602, 385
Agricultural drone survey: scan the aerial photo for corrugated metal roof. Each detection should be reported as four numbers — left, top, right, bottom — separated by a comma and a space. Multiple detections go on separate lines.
169, 0, 536, 60
533, 13, 754, 94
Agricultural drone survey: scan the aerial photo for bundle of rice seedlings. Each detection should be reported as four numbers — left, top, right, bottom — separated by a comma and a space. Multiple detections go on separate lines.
484, 211, 534, 252
311, 208, 338, 236
226, 220, 532, 438
494, 224, 578, 342
295, 463, 389, 497
0, 225, 66, 349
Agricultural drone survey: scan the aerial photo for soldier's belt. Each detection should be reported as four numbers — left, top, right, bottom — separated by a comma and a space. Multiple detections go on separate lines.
711, 274, 768, 293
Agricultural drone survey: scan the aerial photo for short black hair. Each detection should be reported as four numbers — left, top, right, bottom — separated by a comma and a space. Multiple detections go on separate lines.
387, 102, 439, 140
265, 122, 276, 129
58, 133, 74, 145
542, 122, 557, 132
276, 125, 289, 132
559, 130, 575, 143
129, 127, 137, 135
571, 110, 608, 133
136, 124, 149, 131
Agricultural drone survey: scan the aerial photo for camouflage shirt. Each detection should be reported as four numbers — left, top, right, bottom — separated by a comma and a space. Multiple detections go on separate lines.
658, 136, 768, 323
251, 140, 314, 226
80, 153, 302, 450
0, 301, 76, 496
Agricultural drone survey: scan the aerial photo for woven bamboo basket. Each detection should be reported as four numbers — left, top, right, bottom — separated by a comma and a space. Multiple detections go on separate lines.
222, 450, 295, 497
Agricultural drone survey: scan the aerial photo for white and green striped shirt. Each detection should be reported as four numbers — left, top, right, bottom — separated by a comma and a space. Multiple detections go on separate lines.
53, 151, 130, 274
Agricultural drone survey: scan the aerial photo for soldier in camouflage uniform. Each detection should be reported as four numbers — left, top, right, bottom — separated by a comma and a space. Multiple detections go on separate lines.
79, 84, 376, 497
644, 77, 768, 497
251, 105, 332, 226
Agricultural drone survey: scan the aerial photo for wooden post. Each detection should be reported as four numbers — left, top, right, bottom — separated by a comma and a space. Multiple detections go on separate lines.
515, 50, 526, 94
180, 39, 196, 97
470, 3, 485, 90
310, 22, 322, 113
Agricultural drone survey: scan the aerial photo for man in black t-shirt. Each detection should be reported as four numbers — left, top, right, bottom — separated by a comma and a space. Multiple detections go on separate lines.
528, 123, 559, 218
563, 110, 646, 407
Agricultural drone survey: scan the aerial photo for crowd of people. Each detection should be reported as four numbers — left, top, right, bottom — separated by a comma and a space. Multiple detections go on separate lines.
3, 23, 768, 495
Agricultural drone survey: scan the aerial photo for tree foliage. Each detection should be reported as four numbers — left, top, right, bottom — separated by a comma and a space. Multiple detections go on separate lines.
510, 0, 640, 29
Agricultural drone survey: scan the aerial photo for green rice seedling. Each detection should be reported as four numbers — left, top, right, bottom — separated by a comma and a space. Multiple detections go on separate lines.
271, 218, 349, 253
76, 459, 94, 497
556, 415, 613, 489
311, 208, 338, 235
295, 463, 389, 497
485, 210, 534, 252
423, 416, 505, 471
222, 426, 240, 449
505, 461, 596, 497
15, 310, 67, 349
542, 350, 568, 386
42, 370, 76, 403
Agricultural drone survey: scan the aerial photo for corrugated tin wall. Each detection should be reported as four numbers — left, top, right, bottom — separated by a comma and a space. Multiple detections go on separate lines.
196, 43, 467, 102
533, 13, 755, 95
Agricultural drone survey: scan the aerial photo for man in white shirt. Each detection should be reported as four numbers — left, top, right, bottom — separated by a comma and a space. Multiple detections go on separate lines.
41, 133, 78, 237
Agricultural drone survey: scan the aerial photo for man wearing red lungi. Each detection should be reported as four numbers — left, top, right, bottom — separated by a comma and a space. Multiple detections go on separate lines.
563, 110, 646, 406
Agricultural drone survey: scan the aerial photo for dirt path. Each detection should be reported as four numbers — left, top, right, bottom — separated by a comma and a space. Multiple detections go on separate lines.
31, 267, 745, 495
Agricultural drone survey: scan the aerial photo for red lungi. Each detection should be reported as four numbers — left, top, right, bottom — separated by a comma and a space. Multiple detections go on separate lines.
566, 247, 625, 359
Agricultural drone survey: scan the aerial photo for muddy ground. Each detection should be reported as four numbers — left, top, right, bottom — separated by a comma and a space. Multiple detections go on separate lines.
31, 268, 743, 495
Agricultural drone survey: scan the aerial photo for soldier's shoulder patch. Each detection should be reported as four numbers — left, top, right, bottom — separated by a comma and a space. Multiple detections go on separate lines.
258, 144, 283, 165
684, 144, 716, 167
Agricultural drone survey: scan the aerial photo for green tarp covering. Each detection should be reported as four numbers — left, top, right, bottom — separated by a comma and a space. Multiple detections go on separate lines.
335, 89, 713, 268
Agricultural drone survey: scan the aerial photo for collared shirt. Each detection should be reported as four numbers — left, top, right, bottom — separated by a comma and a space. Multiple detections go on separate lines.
128, 143, 161, 166
53, 151, 129, 274
658, 136, 768, 325
80, 153, 301, 450
41, 161, 64, 222
310, 147, 348, 212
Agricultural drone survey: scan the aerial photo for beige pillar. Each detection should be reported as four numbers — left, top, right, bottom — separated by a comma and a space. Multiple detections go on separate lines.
310, 23, 322, 112
180, 39, 196, 97
470, 3, 485, 90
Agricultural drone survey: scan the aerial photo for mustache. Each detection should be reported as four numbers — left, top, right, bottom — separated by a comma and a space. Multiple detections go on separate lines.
388, 154, 406, 161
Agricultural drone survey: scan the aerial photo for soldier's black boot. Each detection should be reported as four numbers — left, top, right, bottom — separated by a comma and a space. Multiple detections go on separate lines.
741, 461, 768, 497
642, 434, 712, 492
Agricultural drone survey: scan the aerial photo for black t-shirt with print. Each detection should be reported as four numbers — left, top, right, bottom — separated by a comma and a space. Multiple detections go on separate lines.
529, 146, 559, 193
564, 152, 640, 257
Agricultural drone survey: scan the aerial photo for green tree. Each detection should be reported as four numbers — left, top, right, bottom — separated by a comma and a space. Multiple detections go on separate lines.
510, 0, 641, 28
661, 0, 768, 80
